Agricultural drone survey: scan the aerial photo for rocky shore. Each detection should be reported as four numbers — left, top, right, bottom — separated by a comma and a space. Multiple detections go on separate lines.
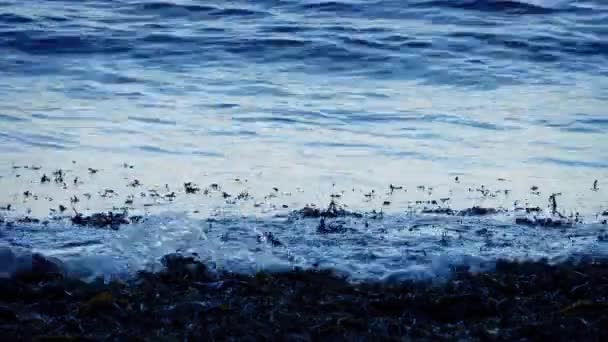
1, 253, 607, 341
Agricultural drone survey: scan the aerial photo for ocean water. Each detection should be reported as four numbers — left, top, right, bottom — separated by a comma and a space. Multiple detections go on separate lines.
1, 0, 607, 280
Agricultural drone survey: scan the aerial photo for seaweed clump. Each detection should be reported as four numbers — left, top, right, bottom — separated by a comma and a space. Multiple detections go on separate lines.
515, 217, 570, 228
71, 212, 142, 229
296, 200, 363, 219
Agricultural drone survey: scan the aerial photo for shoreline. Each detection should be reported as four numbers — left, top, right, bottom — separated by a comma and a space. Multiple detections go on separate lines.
1, 253, 607, 340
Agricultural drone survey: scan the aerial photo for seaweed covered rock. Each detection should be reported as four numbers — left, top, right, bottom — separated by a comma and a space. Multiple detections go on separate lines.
296, 200, 363, 219
421, 207, 455, 215
458, 206, 499, 216
12, 253, 65, 283
1, 254, 608, 340
515, 217, 570, 227
159, 253, 214, 282
71, 212, 141, 229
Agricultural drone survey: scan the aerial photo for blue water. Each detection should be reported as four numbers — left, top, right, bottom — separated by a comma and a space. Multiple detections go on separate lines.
1, 0, 607, 280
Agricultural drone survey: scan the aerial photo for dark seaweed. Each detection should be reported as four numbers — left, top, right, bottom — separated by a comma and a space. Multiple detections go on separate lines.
1, 254, 607, 340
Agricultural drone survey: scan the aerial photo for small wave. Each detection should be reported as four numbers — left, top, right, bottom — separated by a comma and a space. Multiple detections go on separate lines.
138, 2, 216, 12
0, 13, 34, 23
419, 0, 567, 14
530, 157, 608, 169
0, 113, 27, 122
136, 145, 223, 157
347, 113, 514, 131
1, 208, 605, 282
2, 30, 131, 55
0, 131, 71, 150
296, 1, 362, 13
128, 116, 177, 126
137, 1, 265, 17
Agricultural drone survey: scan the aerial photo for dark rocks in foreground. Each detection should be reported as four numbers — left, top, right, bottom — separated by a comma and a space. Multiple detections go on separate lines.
0, 254, 607, 340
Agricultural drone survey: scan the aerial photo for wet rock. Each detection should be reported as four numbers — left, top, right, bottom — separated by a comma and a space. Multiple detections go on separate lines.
0, 278, 26, 301
297, 201, 363, 219
80, 291, 114, 314
495, 259, 551, 275
258, 232, 283, 247
17, 217, 40, 224
0, 253, 608, 340
317, 218, 349, 234
33, 335, 87, 341
458, 207, 498, 216
0, 304, 17, 322
71, 212, 131, 229
421, 207, 455, 215
160, 253, 212, 281
13, 253, 64, 282
515, 217, 569, 227
426, 294, 494, 322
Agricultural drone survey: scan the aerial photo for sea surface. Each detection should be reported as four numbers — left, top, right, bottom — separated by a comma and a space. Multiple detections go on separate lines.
0, 0, 607, 280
